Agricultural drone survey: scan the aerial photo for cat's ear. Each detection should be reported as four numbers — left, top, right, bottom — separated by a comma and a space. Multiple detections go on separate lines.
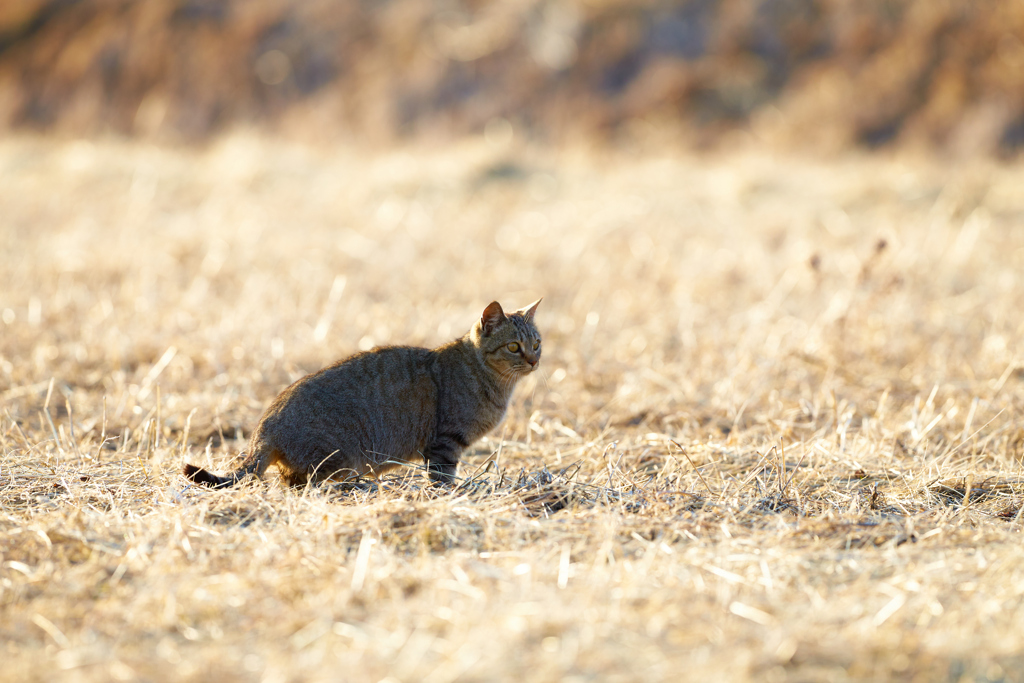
517, 298, 542, 323
481, 301, 506, 336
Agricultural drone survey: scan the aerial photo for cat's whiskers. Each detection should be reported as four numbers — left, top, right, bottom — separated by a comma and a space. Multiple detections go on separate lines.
498, 366, 518, 383
507, 365, 528, 391
497, 367, 517, 396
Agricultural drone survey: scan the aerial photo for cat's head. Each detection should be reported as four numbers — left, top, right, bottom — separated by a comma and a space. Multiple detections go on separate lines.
471, 299, 542, 378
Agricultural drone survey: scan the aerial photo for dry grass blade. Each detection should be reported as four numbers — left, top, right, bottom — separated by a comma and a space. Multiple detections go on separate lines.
3, 137, 1024, 682
671, 439, 712, 495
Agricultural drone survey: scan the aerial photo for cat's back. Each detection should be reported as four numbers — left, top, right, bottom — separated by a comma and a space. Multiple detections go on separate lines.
257, 345, 438, 450
284, 345, 436, 412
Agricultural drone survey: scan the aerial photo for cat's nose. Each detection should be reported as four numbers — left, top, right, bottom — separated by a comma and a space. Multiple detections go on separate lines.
527, 357, 538, 367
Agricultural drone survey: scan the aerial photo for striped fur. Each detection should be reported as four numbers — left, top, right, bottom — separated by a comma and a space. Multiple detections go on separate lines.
184, 299, 542, 487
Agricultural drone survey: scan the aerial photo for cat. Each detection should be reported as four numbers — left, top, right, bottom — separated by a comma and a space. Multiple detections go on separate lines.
184, 299, 542, 488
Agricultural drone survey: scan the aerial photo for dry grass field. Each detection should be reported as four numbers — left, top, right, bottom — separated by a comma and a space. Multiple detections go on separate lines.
3, 133, 1024, 682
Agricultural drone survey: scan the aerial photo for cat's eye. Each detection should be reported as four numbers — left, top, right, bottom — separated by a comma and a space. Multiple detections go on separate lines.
533, 341, 540, 350
507, 342, 520, 353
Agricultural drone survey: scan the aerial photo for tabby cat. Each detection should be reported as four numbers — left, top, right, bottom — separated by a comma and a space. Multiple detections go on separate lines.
184, 299, 542, 488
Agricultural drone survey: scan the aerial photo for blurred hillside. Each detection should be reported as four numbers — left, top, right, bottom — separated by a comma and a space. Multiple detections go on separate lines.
1, 0, 1023, 154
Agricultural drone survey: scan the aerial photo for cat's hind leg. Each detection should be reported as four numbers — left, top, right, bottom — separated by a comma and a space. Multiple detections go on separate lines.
284, 470, 309, 488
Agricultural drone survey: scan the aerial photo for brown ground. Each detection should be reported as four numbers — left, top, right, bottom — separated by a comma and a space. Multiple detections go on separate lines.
3, 133, 1024, 681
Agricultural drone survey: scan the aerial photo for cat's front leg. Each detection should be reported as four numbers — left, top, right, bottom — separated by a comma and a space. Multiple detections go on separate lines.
425, 431, 467, 484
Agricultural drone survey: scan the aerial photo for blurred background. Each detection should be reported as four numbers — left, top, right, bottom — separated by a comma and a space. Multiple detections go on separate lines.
2, 0, 1024, 156
6, 6, 1024, 679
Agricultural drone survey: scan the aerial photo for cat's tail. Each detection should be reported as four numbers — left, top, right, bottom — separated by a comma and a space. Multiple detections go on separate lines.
183, 463, 235, 488
183, 452, 264, 489
184, 442, 273, 488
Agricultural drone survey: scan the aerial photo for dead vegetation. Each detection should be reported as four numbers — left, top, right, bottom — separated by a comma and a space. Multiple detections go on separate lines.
3, 133, 1024, 681
3, 0, 1024, 155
